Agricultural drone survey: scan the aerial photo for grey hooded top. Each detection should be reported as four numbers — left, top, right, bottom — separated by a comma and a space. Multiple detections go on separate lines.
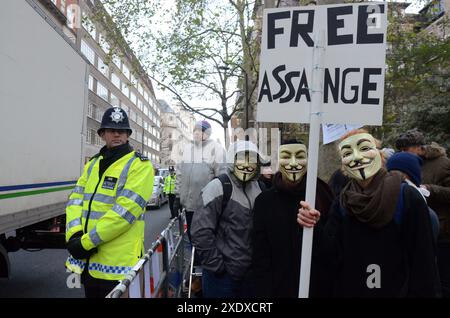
190, 141, 263, 280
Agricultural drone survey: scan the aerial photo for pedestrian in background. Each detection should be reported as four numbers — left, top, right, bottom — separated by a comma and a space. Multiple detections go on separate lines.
396, 129, 450, 296
164, 166, 177, 219
173, 120, 226, 241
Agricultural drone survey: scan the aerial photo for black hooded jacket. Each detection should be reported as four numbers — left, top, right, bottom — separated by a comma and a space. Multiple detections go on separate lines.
251, 173, 334, 297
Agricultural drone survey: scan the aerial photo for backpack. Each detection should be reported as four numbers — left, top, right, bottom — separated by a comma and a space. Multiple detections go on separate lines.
214, 174, 266, 232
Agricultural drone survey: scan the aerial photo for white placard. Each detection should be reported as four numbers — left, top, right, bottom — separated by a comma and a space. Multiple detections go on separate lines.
322, 124, 362, 144
257, 3, 387, 125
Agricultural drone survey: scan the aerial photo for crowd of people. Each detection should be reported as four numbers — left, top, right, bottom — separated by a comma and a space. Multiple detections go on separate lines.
65, 106, 449, 298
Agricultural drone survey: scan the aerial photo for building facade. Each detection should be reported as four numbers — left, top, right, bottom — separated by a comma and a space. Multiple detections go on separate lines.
36, 0, 162, 167
158, 100, 195, 167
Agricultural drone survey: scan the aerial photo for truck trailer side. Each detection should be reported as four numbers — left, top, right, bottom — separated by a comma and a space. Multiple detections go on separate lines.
0, 0, 88, 277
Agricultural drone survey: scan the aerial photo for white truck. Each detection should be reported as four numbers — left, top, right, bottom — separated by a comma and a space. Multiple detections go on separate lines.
0, 0, 88, 277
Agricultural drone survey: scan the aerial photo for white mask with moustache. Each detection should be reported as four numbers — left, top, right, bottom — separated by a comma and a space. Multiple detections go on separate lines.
338, 133, 382, 181
279, 143, 308, 183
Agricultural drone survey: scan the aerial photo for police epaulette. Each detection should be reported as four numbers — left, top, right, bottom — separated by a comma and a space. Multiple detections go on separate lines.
135, 152, 149, 161
90, 153, 101, 161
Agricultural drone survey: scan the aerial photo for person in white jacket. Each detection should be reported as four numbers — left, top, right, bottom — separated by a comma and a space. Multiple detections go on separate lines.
172, 120, 226, 240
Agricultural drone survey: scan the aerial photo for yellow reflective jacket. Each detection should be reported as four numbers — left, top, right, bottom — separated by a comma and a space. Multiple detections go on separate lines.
65, 151, 154, 281
163, 175, 176, 194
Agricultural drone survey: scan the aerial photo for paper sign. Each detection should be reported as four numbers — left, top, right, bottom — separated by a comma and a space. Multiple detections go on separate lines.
322, 123, 362, 144
257, 3, 387, 125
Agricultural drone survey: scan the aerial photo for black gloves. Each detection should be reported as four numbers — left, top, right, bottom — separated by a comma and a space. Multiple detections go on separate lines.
67, 231, 97, 260
173, 197, 182, 214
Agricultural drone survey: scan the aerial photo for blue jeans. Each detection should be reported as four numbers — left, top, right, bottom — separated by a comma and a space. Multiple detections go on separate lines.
202, 269, 244, 298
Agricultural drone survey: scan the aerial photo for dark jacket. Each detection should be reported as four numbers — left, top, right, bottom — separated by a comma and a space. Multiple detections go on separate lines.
251, 173, 334, 297
422, 143, 450, 242
319, 184, 441, 297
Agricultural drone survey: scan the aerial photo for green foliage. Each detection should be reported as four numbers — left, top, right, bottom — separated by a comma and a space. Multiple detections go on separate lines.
377, 9, 449, 153
92, 0, 258, 135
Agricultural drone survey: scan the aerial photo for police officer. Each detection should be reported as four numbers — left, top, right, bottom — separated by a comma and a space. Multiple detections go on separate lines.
164, 166, 177, 219
65, 107, 154, 298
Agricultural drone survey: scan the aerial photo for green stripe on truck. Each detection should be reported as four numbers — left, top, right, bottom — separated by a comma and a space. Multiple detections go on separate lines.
0, 186, 75, 200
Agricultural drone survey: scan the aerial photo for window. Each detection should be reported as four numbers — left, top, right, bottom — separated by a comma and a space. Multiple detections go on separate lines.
95, 107, 103, 121
111, 73, 120, 89
97, 57, 109, 77
122, 64, 130, 79
97, 81, 108, 101
81, 40, 95, 64
130, 74, 137, 86
144, 105, 149, 117
138, 83, 144, 96
136, 115, 142, 126
138, 99, 143, 111
88, 75, 94, 91
86, 129, 93, 143
130, 92, 137, 105
121, 104, 129, 114
121, 82, 129, 98
99, 34, 110, 53
95, 134, 103, 146
129, 109, 137, 122
82, 14, 96, 39
112, 55, 121, 69
87, 103, 95, 118
144, 91, 149, 103
110, 93, 120, 107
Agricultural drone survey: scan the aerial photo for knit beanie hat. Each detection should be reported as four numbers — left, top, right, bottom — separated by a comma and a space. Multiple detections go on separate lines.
194, 120, 211, 133
386, 152, 423, 186
395, 129, 426, 150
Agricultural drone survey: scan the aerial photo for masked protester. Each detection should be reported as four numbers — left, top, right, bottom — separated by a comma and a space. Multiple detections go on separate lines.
191, 141, 265, 298
298, 129, 441, 297
251, 140, 333, 297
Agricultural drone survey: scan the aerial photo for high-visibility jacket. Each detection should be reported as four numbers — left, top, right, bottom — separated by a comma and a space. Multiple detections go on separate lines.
164, 175, 176, 194
65, 151, 154, 281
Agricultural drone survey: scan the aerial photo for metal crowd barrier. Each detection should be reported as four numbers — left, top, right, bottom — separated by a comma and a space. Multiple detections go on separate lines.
106, 211, 192, 298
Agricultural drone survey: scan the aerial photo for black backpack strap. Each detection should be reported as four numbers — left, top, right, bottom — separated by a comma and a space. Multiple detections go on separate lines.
215, 174, 232, 233
217, 174, 232, 214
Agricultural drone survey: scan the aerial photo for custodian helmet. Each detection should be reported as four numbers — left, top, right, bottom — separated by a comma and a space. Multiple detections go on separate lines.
97, 107, 132, 136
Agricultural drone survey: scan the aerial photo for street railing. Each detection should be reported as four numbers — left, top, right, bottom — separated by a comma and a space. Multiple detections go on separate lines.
106, 212, 191, 298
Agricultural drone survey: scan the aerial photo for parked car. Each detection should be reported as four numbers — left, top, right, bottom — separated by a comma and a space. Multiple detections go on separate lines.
156, 168, 170, 179
147, 176, 168, 209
